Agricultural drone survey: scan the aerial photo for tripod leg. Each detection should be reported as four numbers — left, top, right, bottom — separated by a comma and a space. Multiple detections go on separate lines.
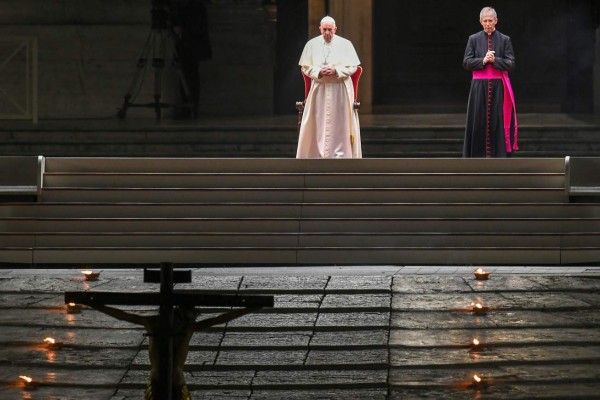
152, 29, 168, 120
117, 32, 153, 119
173, 50, 197, 119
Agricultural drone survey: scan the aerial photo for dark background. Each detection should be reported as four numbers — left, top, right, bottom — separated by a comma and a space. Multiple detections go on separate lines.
275, 0, 599, 114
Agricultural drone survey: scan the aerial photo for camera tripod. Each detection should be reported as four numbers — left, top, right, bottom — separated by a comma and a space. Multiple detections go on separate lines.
117, 2, 191, 120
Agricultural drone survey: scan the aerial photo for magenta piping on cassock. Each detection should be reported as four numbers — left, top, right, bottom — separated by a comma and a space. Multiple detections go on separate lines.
472, 65, 519, 152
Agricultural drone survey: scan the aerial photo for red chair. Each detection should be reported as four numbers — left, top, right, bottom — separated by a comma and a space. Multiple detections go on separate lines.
296, 66, 363, 131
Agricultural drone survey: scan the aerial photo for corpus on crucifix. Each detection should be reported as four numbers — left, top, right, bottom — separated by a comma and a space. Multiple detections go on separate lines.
65, 263, 273, 400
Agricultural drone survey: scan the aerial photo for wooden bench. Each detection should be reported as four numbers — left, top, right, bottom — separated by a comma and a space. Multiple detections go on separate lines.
565, 156, 600, 200
0, 156, 44, 200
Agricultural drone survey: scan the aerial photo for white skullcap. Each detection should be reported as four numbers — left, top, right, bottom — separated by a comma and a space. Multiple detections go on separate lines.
320, 16, 336, 26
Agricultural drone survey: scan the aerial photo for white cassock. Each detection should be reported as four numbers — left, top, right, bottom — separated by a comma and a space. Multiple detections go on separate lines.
296, 34, 361, 159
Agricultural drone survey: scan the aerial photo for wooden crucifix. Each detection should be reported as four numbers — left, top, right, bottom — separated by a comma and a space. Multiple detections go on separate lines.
65, 262, 273, 400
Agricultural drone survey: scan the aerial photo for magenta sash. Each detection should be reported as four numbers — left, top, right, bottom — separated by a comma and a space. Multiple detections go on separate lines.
473, 65, 518, 152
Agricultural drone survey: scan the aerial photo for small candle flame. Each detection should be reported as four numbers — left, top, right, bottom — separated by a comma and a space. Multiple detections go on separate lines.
80, 270, 93, 275
472, 338, 480, 346
19, 375, 33, 383
476, 268, 484, 274
473, 374, 482, 383
475, 303, 483, 309
68, 302, 76, 307
44, 337, 56, 345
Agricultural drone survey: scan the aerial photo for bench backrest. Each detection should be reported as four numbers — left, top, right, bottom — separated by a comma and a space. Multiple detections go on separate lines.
0, 156, 44, 198
565, 156, 600, 197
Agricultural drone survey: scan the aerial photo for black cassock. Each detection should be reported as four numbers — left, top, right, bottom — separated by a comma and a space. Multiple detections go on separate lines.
463, 30, 516, 158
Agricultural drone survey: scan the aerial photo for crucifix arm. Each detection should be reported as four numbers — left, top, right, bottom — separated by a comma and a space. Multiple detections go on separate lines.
92, 304, 148, 326
194, 307, 261, 331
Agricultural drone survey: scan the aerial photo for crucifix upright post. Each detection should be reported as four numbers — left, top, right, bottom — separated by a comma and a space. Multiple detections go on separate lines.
158, 262, 175, 400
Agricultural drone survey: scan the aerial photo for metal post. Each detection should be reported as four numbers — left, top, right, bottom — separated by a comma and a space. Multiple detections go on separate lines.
158, 262, 175, 400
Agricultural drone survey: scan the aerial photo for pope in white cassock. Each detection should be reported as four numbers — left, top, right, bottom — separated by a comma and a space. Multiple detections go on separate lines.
296, 16, 362, 159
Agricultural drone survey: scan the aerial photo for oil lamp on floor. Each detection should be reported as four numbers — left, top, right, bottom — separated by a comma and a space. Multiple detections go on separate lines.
44, 337, 63, 349
471, 302, 488, 315
471, 373, 489, 389
19, 375, 35, 388
66, 302, 82, 314
474, 268, 491, 280
81, 270, 100, 281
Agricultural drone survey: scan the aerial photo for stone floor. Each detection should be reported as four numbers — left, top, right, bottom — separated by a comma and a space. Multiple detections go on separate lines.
0, 266, 599, 399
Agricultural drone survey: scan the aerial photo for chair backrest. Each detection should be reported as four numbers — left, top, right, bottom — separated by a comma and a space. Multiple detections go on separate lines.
302, 73, 312, 100
302, 65, 363, 101
351, 66, 362, 101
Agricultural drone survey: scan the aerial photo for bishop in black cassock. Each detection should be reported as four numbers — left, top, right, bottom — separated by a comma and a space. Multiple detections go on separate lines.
463, 7, 518, 158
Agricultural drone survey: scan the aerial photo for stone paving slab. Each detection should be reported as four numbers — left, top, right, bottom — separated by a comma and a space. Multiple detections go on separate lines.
214, 349, 307, 367
220, 331, 311, 347
326, 275, 392, 291
495, 291, 598, 309
393, 291, 599, 310
1, 386, 118, 400
0, 365, 124, 396
390, 346, 600, 367
0, 345, 139, 368
179, 275, 244, 291
389, 365, 600, 399
189, 390, 251, 399
390, 328, 600, 347
251, 369, 388, 386
465, 275, 551, 292
528, 275, 600, 290
569, 291, 600, 306
551, 310, 600, 325
0, 293, 59, 307
269, 294, 322, 309
237, 276, 329, 291
225, 313, 318, 329
389, 364, 600, 385
0, 307, 150, 329
310, 330, 389, 347
389, 384, 600, 400
0, 327, 145, 352
392, 292, 520, 310
247, 389, 387, 400
132, 349, 217, 368
316, 312, 390, 328
490, 309, 600, 328
0, 275, 97, 292
305, 349, 388, 366
321, 293, 391, 309
391, 310, 600, 329
392, 275, 473, 293
119, 369, 254, 388
189, 332, 226, 347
